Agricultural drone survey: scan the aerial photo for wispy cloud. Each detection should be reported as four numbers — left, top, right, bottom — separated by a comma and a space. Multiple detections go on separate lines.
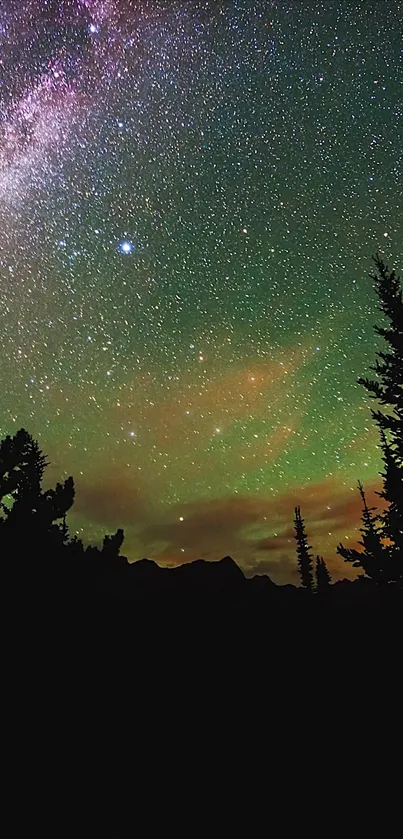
70, 470, 383, 585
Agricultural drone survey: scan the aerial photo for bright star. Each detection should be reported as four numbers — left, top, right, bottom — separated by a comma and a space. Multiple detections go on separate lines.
119, 240, 134, 254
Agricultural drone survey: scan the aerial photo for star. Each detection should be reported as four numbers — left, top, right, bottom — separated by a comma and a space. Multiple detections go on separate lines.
119, 240, 134, 254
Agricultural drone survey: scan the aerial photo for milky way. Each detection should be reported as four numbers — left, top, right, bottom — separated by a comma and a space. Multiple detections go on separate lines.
0, 0, 402, 582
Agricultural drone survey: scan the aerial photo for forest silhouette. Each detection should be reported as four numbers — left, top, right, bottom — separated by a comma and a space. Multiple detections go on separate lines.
1, 256, 402, 621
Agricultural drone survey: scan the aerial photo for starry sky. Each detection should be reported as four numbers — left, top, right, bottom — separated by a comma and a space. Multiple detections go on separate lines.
0, 0, 402, 582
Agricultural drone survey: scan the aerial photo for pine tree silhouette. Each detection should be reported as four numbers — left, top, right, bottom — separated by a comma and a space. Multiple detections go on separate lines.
338, 256, 402, 582
337, 481, 394, 582
315, 556, 331, 591
358, 255, 403, 463
377, 432, 403, 562
0, 427, 47, 503
294, 506, 314, 592
0, 428, 74, 556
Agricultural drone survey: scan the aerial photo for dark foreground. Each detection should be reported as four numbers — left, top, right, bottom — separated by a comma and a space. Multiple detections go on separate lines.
7, 552, 402, 645
3, 551, 401, 837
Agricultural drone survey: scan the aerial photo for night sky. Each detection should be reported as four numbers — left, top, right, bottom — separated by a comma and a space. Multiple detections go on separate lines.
0, 0, 402, 582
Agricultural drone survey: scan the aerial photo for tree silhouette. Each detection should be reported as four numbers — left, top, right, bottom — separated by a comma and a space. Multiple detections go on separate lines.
359, 256, 402, 560
102, 528, 125, 558
294, 506, 314, 592
377, 432, 403, 563
358, 255, 403, 463
315, 556, 331, 591
338, 256, 402, 582
0, 427, 47, 502
0, 428, 74, 556
337, 481, 395, 582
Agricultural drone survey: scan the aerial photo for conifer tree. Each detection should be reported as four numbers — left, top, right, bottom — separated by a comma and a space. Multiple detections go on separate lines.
0, 428, 74, 554
294, 506, 314, 592
377, 432, 403, 559
358, 255, 403, 463
359, 256, 402, 563
337, 482, 394, 582
338, 255, 403, 582
315, 556, 331, 591
0, 428, 47, 503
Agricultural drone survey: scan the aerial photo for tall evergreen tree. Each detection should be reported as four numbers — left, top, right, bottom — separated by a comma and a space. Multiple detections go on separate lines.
0, 428, 47, 503
359, 256, 402, 563
315, 556, 331, 591
294, 506, 314, 592
0, 428, 75, 555
358, 254, 403, 463
337, 481, 395, 583
339, 255, 403, 582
